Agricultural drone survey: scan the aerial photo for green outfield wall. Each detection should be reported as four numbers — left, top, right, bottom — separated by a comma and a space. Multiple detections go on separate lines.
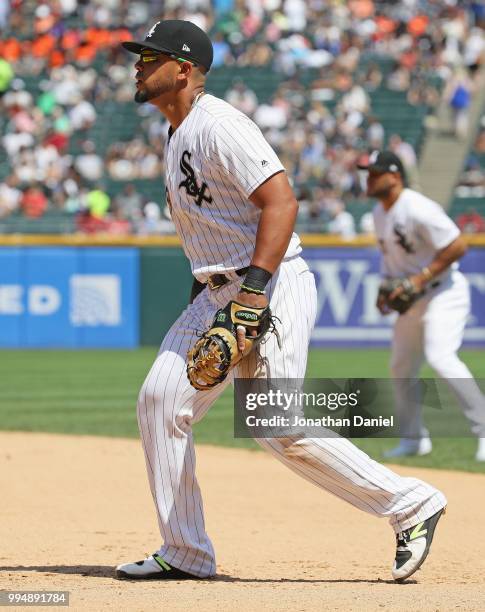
140, 247, 192, 345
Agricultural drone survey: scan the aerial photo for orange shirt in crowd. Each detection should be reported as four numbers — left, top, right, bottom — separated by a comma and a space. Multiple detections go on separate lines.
2, 28, 133, 65
111, 29, 133, 46
62, 30, 81, 51
0, 39, 22, 62
31, 34, 55, 58
374, 15, 396, 39
21, 188, 48, 218
74, 43, 97, 64
85, 28, 112, 50
49, 49, 65, 68
400, 49, 418, 70
408, 15, 429, 37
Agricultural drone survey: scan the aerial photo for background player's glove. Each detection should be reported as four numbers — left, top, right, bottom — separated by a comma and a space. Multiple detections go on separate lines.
187, 300, 273, 390
378, 277, 424, 315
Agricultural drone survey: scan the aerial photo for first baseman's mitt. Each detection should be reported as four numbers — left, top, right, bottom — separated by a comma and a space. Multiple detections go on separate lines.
187, 300, 274, 390
378, 277, 424, 315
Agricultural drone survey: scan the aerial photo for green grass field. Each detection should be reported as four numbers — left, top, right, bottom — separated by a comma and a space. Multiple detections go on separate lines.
1, 348, 484, 473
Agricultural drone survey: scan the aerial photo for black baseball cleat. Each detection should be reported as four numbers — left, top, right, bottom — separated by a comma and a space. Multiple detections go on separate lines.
116, 553, 200, 580
392, 507, 445, 582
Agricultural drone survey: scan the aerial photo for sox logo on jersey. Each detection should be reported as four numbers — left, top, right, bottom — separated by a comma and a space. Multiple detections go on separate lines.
393, 223, 415, 254
179, 150, 213, 206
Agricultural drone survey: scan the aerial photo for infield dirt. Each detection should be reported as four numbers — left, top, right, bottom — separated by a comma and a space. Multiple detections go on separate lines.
1, 432, 484, 611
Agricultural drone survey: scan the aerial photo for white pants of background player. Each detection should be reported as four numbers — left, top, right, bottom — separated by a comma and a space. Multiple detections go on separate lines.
137, 256, 446, 578
391, 270, 485, 443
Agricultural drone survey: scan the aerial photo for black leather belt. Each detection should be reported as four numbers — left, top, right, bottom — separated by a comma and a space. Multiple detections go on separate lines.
207, 267, 249, 290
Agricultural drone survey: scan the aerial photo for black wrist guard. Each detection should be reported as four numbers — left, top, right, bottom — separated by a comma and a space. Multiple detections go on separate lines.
241, 265, 272, 295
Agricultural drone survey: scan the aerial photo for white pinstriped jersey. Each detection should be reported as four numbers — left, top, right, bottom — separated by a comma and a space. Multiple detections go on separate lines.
163, 94, 301, 281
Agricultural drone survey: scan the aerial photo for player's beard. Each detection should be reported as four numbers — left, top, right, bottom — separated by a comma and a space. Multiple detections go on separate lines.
134, 77, 176, 104
134, 89, 149, 104
368, 185, 393, 199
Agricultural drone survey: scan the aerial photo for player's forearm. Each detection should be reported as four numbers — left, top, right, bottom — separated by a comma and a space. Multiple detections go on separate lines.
418, 236, 467, 284
251, 197, 298, 273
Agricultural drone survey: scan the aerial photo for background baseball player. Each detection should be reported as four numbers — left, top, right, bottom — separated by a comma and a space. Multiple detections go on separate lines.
116, 20, 447, 583
359, 151, 485, 461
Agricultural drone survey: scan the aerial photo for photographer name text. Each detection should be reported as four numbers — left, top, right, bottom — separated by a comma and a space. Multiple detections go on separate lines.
245, 415, 394, 428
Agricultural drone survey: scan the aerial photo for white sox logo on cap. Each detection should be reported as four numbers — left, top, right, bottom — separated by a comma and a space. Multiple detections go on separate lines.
146, 21, 160, 38
369, 150, 379, 164
182, 43, 191, 52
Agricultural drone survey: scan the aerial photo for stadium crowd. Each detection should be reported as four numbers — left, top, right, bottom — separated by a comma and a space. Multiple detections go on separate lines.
0, 0, 484, 235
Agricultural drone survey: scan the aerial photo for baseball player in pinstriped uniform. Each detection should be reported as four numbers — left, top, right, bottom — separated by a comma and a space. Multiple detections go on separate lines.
360, 151, 485, 461
117, 21, 447, 583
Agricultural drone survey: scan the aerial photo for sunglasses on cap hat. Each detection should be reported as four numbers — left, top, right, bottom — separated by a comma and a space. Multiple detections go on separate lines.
140, 48, 198, 66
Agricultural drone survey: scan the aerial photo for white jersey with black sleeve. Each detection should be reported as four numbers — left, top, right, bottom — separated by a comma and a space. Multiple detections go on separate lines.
163, 93, 301, 282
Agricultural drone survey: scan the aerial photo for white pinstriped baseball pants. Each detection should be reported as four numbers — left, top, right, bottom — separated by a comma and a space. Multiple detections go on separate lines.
391, 270, 485, 440
137, 257, 446, 577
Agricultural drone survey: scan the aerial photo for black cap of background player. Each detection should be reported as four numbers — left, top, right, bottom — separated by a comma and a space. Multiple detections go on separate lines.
122, 20, 214, 72
357, 150, 407, 184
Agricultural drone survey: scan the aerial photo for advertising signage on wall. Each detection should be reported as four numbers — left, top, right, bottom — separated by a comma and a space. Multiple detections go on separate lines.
0, 244, 483, 348
304, 247, 485, 347
0, 247, 139, 348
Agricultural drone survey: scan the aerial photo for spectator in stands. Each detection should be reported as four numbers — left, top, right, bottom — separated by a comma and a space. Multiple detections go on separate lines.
212, 31, 233, 68
359, 210, 375, 235
137, 202, 176, 236
113, 183, 143, 223
20, 185, 48, 218
445, 68, 473, 140
36, 140, 64, 186
86, 187, 110, 220
68, 94, 97, 131
464, 27, 485, 80
76, 209, 108, 234
106, 208, 132, 235
225, 80, 258, 116
0, 58, 14, 97
456, 208, 485, 234
326, 201, 356, 239
62, 169, 85, 213
341, 80, 370, 115
106, 138, 161, 180
74, 140, 104, 183
362, 63, 383, 91
388, 134, 419, 188
366, 117, 385, 150
0, 0, 482, 235
457, 156, 485, 190
387, 65, 411, 92
0, 0, 10, 29
253, 94, 289, 129
0, 175, 21, 219
75, 185, 110, 233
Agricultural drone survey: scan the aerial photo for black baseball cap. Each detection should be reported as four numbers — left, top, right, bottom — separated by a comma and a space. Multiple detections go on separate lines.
357, 150, 406, 178
122, 20, 213, 72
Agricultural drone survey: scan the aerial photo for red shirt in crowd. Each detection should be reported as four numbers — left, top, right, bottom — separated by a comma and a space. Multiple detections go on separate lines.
21, 188, 48, 218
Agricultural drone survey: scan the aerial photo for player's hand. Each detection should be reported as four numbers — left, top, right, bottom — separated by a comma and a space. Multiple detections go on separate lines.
376, 293, 391, 315
234, 290, 269, 352
388, 274, 425, 302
